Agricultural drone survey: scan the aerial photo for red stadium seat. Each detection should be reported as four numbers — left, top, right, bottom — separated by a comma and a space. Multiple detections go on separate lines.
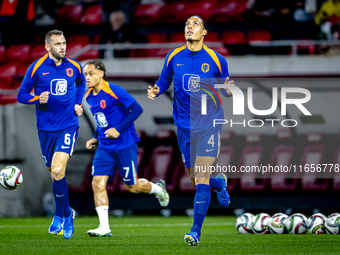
159, 2, 188, 24
185, 0, 217, 21
269, 145, 298, 192
178, 163, 195, 192
210, 47, 230, 56
80, 5, 103, 26
169, 32, 186, 43
7, 44, 31, 64
147, 33, 167, 43
28, 45, 47, 64
0, 45, 6, 64
0, 65, 17, 89
247, 30, 271, 43
300, 144, 329, 191
68, 162, 93, 193
204, 32, 219, 42
132, 3, 162, 25
238, 145, 268, 192
66, 43, 83, 57
57, 5, 83, 25
144, 146, 174, 181
209, 0, 248, 23
222, 31, 246, 44
0, 94, 17, 105
68, 34, 90, 45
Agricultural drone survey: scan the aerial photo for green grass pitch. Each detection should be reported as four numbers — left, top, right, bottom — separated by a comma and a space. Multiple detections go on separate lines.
0, 216, 338, 255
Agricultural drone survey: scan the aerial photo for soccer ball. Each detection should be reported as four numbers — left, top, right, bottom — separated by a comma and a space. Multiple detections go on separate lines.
236, 213, 254, 234
328, 213, 340, 218
286, 213, 307, 234
325, 215, 340, 234
252, 213, 271, 234
307, 213, 326, 234
0, 166, 23, 190
268, 214, 288, 234
272, 212, 288, 218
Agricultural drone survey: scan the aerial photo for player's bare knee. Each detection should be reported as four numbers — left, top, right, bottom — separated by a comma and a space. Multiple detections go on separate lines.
51, 167, 65, 180
92, 177, 105, 191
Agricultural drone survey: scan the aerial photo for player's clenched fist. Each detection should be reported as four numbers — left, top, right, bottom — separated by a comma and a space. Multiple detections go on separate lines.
147, 85, 160, 100
74, 104, 83, 116
39, 91, 50, 104
86, 138, 98, 149
105, 128, 120, 138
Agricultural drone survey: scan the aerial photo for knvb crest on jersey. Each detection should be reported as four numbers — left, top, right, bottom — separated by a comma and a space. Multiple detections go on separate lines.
201, 63, 209, 73
51, 79, 67, 95
183, 74, 200, 92
66, 68, 73, 77
95, 112, 108, 128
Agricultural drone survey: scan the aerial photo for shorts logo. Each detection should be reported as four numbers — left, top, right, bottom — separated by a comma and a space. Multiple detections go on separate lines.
51, 79, 67, 95
42, 155, 47, 164
183, 74, 200, 92
95, 112, 108, 128
201, 63, 209, 73
66, 68, 73, 77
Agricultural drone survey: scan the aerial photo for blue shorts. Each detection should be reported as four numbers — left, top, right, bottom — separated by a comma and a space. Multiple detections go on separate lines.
91, 143, 138, 185
177, 126, 221, 169
38, 126, 79, 167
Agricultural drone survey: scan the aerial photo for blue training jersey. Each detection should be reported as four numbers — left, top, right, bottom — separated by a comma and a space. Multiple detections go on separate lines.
86, 81, 140, 150
156, 45, 229, 131
17, 54, 86, 131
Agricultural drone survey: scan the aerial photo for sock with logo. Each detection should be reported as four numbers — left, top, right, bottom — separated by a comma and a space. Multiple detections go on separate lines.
209, 174, 224, 191
96, 205, 110, 229
63, 179, 72, 218
53, 177, 67, 218
192, 184, 211, 236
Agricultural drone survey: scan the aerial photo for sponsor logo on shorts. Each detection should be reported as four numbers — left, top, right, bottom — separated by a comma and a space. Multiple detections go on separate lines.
61, 145, 70, 149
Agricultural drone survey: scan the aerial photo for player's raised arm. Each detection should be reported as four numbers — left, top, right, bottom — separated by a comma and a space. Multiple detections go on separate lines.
223, 77, 234, 97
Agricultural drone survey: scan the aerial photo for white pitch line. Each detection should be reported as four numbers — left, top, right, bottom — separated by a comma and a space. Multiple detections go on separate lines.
0, 222, 234, 229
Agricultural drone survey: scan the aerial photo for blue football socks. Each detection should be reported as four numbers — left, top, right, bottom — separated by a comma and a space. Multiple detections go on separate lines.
53, 177, 68, 218
193, 184, 211, 236
209, 174, 224, 190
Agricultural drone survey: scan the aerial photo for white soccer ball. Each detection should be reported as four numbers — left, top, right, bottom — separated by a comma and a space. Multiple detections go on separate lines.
268, 214, 289, 234
286, 213, 307, 234
307, 213, 326, 234
328, 213, 340, 218
272, 212, 288, 218
0, 166, 23, 190
325, 215, 340, 234
252, 213, 271, 234
236, 213, 254, 234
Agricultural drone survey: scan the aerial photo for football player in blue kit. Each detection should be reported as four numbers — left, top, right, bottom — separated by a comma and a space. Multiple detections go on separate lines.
147, 16, 234, 245
17, 30, 85, 239
84, 60, 170, 237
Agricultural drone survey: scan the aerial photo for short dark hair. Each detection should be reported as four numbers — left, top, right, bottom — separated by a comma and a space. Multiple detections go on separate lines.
83, 60, 107, 81
194, 15, 208, 31
45, 30, 64, 44
191, 15, 208, 39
